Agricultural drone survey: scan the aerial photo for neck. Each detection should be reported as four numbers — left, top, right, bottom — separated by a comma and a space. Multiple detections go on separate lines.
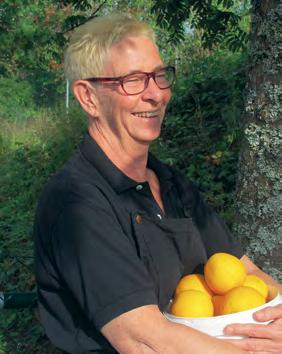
88, 125, 150, 182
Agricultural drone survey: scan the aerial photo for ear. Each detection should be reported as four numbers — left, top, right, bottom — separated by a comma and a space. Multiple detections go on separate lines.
72, 80, 99, 117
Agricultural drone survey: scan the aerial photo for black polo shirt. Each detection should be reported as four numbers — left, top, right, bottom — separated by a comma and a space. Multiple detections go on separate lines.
34, 133, 243, 354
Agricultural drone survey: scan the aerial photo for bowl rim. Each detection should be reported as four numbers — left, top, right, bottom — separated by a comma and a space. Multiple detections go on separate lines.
164, 292, 281, 321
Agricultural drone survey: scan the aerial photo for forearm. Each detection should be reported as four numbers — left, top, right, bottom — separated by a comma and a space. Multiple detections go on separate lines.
102, 305, 246, 354
160, 320, 246, 354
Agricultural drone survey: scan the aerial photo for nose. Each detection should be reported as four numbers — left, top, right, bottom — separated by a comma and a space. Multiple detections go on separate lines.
141, 76, 166, 102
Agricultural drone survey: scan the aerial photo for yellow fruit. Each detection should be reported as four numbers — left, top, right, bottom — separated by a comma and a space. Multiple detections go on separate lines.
174, 274, 214, 298
204, 253, 247, 294
212, 295, 224, 316
220, 286, 266, 315
243, 274, 268, 299
170, 290, 214, 318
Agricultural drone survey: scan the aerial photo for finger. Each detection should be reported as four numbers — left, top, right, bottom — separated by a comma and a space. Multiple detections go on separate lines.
225, 321, 282, 340
225, 323, 270, 338
226, 337, 275, 352
253, 304, 282, 322
247, 352, 275, 354
248, 352, 277, 354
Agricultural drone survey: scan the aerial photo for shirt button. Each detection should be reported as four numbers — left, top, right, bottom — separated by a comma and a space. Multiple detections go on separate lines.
136, 184, 143, 191
135, 214, 142, 224
157, 214, 162, 220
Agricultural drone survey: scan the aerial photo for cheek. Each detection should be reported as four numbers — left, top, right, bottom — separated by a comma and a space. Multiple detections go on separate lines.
119, 96, 140, 112
164, 89, 172, 104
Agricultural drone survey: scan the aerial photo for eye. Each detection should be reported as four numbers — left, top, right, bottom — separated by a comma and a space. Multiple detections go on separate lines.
125, 77, 140, 83
155, 71, 166, 78
123, 74, 144, 86
156, 71, 169, 82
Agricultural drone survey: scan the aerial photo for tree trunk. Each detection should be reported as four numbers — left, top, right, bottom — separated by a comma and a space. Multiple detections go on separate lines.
233, 0, 282, 281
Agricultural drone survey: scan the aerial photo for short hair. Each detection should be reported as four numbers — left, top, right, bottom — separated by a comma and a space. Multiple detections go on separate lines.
64, 13, 156, 83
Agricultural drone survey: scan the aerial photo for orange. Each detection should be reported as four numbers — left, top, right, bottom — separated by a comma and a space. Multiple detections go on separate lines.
204, 253, 246, 294
212, 295, 224, 316
170, 290, 214, 318
220, 286, 266, 315
174, 274, 214, 298
243, 274, 268, 299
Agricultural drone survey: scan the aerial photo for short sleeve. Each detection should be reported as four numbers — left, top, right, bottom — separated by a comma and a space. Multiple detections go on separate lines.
52, 202, 157, 330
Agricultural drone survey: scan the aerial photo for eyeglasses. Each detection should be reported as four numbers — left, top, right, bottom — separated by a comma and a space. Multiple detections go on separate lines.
85, 66, 176, 95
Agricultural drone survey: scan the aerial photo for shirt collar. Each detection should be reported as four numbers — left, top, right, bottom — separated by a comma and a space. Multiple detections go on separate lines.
79, 133, 173, 193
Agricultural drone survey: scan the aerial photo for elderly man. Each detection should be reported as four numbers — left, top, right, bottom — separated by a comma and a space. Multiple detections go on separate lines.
34, 14, 282, 354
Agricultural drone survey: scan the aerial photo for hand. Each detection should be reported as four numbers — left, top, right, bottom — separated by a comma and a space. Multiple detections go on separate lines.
224, 304, 282, 354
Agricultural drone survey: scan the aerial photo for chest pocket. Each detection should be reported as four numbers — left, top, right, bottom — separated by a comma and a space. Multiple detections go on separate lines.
131, 213, 208, 311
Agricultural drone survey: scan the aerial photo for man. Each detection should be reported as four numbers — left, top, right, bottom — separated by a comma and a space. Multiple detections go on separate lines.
34, 14, 282, 354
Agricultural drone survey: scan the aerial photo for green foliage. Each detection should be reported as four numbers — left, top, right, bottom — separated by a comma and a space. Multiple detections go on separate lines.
0, 0, 250, 110
151, 0, 250, 51
61, 1, 107, 32
152, 49, 248, 224
0, 308, 62, 354
0, 78, 37, 120
0, 1, 67, 105
0, 105, 86, 249
0, 104, 87, 353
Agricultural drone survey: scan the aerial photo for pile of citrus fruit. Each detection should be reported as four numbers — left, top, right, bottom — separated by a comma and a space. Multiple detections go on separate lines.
170, 252, 269, 318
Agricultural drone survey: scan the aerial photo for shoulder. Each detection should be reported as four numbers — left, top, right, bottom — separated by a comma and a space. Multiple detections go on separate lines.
34, 149, 115, 230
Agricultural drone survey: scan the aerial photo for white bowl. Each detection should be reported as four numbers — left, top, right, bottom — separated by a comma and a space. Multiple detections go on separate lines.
164, 289, 282, 339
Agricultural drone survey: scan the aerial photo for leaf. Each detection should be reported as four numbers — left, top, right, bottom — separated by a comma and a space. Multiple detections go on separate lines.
152, 0, 247, 51
62, 14, 88, 32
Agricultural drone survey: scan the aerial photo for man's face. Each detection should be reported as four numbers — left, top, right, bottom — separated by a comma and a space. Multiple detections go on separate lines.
92, 36, 172, 147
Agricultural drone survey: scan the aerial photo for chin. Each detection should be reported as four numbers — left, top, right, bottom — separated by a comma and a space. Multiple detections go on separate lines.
137, 131, 161, 145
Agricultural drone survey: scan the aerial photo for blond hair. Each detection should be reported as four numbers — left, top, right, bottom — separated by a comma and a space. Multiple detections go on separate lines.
64, 13, 156, 83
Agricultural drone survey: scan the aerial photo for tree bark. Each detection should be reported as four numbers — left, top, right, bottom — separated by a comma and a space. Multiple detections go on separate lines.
233, 0, 282, 281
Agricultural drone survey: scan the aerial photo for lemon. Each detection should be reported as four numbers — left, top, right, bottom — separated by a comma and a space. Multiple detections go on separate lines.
204, 253, 246, 294
170, 289, 214, 318
220, 286, 266, 315
243, 274, 268, 299
174, 274, 214, 298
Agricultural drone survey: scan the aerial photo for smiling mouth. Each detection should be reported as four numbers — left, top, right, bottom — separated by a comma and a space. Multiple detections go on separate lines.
132, 110, 161, 118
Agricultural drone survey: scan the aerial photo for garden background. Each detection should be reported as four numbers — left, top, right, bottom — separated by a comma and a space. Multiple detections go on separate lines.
0, 1, 281, 353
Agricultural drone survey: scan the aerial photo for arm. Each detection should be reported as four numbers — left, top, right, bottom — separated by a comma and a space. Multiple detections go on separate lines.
102, 304, 246, 354
53, 202, 246, 354
224, 255, 282, 353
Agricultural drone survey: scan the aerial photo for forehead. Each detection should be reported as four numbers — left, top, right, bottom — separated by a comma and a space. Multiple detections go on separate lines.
103, 36, 163, 75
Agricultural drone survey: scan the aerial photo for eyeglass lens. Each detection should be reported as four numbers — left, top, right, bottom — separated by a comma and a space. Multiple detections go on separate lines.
122, 67, 175, 95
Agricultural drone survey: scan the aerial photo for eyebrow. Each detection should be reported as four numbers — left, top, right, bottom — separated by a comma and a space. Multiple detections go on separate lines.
121, 64, 166, 76
85, 65, 168, 82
